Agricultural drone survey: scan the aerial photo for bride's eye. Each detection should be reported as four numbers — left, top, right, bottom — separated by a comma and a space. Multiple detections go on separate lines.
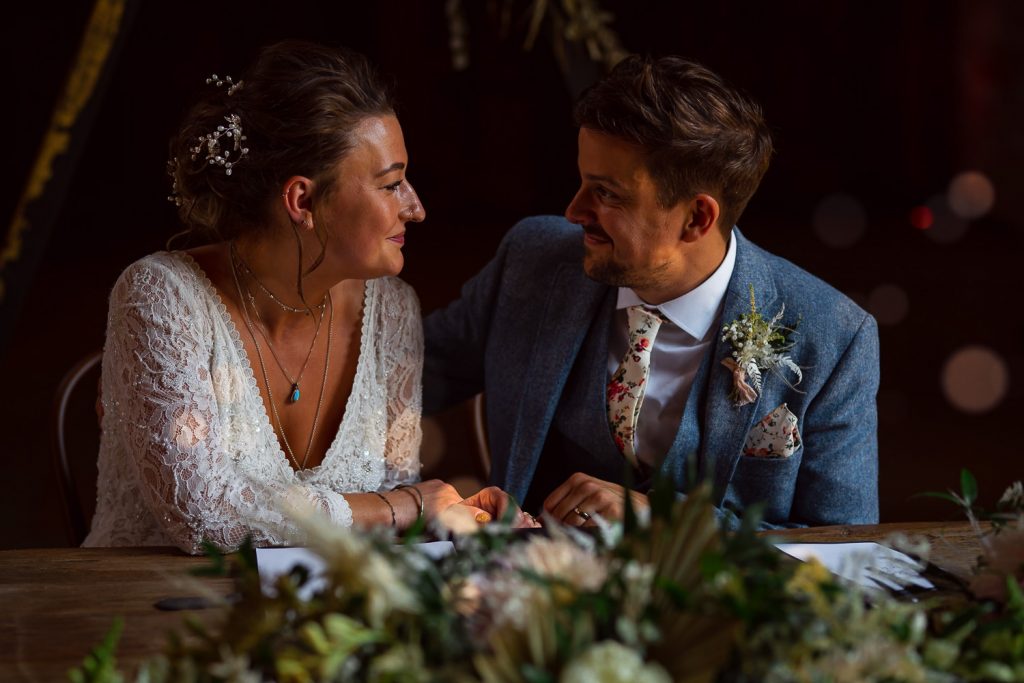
383, 179, 404, 193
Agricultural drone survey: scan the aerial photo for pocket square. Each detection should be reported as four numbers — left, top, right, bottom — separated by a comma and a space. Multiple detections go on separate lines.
743, 403, 801, 458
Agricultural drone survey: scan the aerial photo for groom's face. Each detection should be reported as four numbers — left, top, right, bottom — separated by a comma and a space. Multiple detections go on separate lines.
565, 128, 691, 303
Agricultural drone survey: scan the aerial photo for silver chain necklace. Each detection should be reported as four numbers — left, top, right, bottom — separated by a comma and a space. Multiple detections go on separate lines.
231, 243, 323, 403
230, 248, 333, 470
233, 246, 326, 314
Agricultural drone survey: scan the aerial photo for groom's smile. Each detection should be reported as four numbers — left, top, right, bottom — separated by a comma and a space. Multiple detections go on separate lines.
566, 128, 699, 303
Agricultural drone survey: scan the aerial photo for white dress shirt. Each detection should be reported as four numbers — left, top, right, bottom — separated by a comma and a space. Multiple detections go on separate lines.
607, 231, 737, 467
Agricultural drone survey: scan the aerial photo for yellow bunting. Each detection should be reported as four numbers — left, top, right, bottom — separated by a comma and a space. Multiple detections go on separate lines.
0, 0, 127, 302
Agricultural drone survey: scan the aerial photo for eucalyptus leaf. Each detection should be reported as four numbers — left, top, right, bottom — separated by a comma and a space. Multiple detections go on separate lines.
961, 469, 978, 506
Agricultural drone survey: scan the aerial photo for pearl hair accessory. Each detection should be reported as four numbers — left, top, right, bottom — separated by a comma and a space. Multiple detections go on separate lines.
206, 73, 244, 96
166, 74, 249, 206
189, 114, 249, 176
166, 159, 183, 207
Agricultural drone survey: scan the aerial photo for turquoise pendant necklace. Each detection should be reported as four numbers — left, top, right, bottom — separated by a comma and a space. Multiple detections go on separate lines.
231, 244, 325, 405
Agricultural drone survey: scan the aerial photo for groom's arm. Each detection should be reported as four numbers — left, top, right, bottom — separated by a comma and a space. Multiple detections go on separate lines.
422, 232, 513, 415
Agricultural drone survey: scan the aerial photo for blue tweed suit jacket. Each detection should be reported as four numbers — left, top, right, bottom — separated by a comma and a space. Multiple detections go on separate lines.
423, 216, 879, 527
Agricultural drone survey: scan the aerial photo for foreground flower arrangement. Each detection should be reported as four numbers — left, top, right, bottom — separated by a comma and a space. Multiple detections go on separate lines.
73, 477, 1024, 683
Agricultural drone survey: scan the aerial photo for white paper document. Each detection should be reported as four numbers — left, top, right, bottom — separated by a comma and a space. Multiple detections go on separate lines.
256, 541, 455, 600
773, 542, 935, 592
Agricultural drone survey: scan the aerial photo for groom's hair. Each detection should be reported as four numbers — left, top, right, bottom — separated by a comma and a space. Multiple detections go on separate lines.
574, 55, 773, 233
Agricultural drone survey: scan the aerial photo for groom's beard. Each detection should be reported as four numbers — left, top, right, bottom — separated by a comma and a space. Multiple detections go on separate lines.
581, 226, 673, 293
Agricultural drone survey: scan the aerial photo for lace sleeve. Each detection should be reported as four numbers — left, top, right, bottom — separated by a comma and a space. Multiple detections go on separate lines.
378, 278, 423, 488
103, 258, 352, 553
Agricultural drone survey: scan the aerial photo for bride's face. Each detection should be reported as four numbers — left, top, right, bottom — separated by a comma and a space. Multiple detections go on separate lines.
316, 115, 425, 279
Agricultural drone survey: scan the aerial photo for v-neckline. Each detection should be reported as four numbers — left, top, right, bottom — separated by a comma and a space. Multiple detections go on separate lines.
175, 250, 374, 478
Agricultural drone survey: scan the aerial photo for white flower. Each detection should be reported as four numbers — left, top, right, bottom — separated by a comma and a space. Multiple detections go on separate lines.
560, 642, 671, 683
475, 569, 548, 631
505, 534, 608, 592
998, 481, 1024, 509
465, 535, 608, 639
281, 495, 420, 627
721, 287, 802, 406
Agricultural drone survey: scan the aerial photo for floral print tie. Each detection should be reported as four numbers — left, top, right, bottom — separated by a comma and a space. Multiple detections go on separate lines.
607, 306, 666, 467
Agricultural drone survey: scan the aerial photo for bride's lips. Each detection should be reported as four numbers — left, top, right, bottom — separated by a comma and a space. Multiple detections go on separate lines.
387, 232, 406, 246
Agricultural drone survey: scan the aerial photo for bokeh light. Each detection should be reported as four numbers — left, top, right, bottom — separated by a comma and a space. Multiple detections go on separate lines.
942, 345, 1010, 414
948, 170, 995, 220
922, 195, 969, 244
867, 284, 909, 326
813, 193, 866, 248
909, 206, 933, 230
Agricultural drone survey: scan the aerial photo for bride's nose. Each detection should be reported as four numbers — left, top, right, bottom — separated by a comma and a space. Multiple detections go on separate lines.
399, 182, 425, 223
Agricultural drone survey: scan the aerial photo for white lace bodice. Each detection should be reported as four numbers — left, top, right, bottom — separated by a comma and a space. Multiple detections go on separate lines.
83, 252, 423, 553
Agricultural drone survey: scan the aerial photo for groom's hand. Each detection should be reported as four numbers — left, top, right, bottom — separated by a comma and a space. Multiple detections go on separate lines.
460, 486, 540, 528
544, 472, 649, 526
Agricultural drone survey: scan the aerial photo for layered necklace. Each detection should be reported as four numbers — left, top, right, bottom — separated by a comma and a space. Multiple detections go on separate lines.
233, 252, 326, 316
231, 244, 326, 403
229, 243, 333, 470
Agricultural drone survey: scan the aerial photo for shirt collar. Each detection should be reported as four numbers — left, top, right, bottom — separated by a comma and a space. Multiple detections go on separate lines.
616, 229, 737, 340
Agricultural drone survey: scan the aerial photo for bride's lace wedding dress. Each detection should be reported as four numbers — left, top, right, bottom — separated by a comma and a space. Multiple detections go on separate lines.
83, 252, 422, 553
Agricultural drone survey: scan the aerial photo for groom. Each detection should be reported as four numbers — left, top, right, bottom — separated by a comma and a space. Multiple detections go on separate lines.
424, 55, 879, 529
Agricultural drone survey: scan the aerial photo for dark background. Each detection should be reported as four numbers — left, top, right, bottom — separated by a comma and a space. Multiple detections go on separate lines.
2, 0, 1022, 549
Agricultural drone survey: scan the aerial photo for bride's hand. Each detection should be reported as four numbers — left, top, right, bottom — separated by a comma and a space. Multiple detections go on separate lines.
402, 479, 469, 522
412, 480, 494, 535
403, 479, 492, 529
403, 481, 539, 533
460, 486, 541, 529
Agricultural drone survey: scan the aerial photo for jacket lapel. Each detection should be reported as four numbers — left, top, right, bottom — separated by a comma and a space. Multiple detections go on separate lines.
501, 263, 610, 502
699, 232, 780, 504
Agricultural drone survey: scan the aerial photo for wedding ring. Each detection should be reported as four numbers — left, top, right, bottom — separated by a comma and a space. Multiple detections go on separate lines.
572, 506, 591, 522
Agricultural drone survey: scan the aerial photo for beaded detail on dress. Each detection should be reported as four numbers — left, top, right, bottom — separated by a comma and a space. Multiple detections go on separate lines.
83, 252, 422, 554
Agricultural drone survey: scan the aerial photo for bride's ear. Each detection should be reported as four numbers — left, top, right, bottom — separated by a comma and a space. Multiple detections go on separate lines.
280, 176, 316, 227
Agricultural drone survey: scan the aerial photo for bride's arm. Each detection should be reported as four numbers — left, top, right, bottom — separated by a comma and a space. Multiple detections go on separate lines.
373, 280, 489, 526
104, 259, 357, 553
380, 279, 424, 489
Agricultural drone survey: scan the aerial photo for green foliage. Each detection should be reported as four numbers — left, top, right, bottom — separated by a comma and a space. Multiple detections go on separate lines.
74, 472, 1024, 682
961, 469, 979, 507
68, 618, 124, 683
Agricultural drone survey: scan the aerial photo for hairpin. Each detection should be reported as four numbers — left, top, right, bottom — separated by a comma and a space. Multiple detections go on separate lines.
167, 74, 251, 205
206, 73, 243, 96
166, 158, 183, 206
189, 113, 249, 176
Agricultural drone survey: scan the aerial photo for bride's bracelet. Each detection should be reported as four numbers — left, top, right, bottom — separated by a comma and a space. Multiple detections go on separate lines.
394, 484, 424, 520
371, 491, 396, 527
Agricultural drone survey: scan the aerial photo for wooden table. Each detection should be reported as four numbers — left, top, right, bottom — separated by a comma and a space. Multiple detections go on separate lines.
0, 547, 233, 683
0, 522, 983, 682
763, 520, 982, 582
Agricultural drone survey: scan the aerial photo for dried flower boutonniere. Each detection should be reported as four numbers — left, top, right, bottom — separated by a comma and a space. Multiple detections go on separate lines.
720, 285, 802, 407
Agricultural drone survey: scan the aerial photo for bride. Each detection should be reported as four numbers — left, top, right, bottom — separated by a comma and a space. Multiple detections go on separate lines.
84, 41, 490, 553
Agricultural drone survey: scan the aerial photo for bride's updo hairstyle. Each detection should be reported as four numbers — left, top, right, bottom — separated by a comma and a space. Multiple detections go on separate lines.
167, 41, 395, 242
